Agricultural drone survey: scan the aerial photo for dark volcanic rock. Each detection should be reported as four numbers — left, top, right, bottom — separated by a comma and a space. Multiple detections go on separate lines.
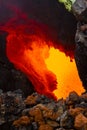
72, 0, 87, 19
68, 91, 80, 104
0, 61, 34, 97
72, 0, 87, 91
75, 21, 87, 90
0, 90, 25, 125
60, 111, 74, 129
75, 28, 87, 90
0, 55, 35, 100
0, 91, 87, 130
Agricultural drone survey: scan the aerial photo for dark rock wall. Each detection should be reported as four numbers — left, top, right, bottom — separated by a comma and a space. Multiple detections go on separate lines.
73, 0, 87, 91
75, 22, 87, 90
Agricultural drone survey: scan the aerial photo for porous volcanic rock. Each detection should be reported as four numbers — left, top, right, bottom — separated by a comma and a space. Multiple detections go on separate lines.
0, 91, 87, 130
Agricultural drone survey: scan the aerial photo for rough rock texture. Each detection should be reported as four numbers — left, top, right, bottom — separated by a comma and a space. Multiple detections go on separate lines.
74, 113, 87, 129
0, 64, 34, 96
72, 0, 87, 20
72, 0, 87, 91
75, 22, 87, 90
0, 91, 87, 130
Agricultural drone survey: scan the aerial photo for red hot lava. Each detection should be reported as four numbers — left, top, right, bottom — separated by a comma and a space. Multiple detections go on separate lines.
0, 16, 84, 100
4, 20, 58, 100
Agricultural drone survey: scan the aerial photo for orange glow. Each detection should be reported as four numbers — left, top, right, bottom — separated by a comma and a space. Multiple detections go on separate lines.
6, 31, 85, 100
2, 16, 85, 100
45, 47, 85, 99
6, 34, 58, 100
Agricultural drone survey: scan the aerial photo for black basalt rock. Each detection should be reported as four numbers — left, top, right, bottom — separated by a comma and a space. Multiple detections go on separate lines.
72, 0, 87, 91
75, 24, 87, 90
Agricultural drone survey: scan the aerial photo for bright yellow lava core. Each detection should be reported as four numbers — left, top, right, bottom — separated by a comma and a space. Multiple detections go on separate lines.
45, 47, 85, 99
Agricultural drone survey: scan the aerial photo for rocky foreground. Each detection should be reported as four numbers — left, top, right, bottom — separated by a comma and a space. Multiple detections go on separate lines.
0, 90, 87, 130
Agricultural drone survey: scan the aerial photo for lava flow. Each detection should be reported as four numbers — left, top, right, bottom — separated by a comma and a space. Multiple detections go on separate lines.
6, 29, 58, 100
45, 47, 85, 99
6, 30, 85, 99
1, 18, 84, 100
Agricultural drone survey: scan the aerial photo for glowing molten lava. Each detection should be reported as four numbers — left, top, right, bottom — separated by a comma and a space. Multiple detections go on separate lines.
45, 48, 85, 99
6, 30, 84, 99
6, 32, 58, 100
1, 17, 84, 100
